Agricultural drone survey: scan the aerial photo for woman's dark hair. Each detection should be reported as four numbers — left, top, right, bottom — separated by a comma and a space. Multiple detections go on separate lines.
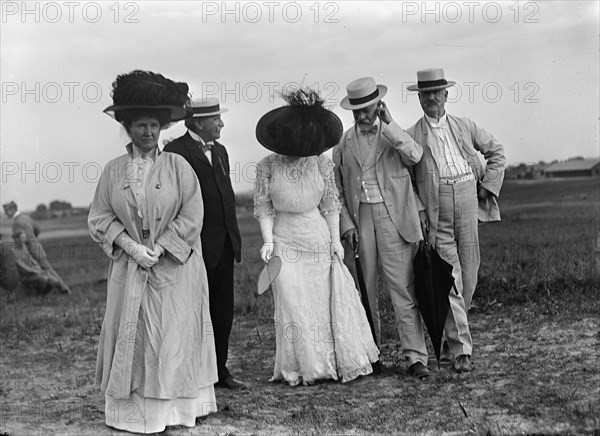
116, 108, 172, 129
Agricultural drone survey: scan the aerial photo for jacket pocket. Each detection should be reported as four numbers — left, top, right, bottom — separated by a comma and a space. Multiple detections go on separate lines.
108, 259, 128, 285
148, 254, 182, 287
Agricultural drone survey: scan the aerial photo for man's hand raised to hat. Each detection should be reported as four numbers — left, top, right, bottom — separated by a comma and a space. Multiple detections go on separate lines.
377, 101, 394, 125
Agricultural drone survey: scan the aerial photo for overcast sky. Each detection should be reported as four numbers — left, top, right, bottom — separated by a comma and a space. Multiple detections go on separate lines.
1, 0, 598, 211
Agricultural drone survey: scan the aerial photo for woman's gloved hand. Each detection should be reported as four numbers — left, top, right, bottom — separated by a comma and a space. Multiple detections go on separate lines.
260, 242, 274, 263
126, 242, 160, 268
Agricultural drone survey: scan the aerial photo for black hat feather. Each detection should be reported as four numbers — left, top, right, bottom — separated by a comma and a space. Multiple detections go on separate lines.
256, 88, 342, 157
104, 70, 191, 127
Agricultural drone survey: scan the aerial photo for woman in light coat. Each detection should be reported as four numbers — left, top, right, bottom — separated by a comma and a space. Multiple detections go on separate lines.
88, 70, 217, 434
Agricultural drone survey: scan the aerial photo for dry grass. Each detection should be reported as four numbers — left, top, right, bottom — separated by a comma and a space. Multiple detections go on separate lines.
1, 177, 599, 435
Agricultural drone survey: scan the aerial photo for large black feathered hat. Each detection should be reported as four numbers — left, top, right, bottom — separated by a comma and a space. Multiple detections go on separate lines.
103, 70, 192, 128
256, 88, 343, 157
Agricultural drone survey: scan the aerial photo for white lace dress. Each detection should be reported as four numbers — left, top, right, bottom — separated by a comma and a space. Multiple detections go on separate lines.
254, 154, 379, 386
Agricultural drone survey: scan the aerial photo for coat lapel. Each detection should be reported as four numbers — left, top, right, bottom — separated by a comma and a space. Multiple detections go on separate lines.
183, 132, 212, 168
211, 142, 228, 178
375, 127, 387, 163
420, 118, 440, 168
347, 127, 362, 166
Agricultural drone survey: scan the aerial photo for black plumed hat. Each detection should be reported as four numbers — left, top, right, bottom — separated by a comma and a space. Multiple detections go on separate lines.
256, 88, 343, 157
103, 70, 192, 127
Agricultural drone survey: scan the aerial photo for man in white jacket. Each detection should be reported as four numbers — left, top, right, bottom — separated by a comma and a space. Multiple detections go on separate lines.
333, 77, 430, 380
406, 68, 506, 373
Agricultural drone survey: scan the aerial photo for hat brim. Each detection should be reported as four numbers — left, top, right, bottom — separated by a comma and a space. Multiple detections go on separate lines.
406, 81, 456, 92
190, 108, 229, 118
256, 106, 343, 157
340, 85, 388, 110
103, 105, 192, 122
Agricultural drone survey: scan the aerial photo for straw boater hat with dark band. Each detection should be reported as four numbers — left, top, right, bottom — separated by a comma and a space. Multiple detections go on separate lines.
103, 70, 192, 128
407, 68, 456, 92
187, 97, 228, 118
256, 88, 343, 157
340, 77, 387, 110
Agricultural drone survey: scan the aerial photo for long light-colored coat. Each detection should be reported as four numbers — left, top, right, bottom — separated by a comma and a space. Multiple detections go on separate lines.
88, 147, 217, 400
332, 122, 424, 244
407, 114, 505, 245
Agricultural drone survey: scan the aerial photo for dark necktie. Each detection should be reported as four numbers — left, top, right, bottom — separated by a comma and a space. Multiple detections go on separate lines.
367, 124, 379, 134
201, 142, 213, 153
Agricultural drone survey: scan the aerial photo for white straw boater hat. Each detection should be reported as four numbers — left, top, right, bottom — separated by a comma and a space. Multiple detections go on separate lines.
188, 97, 229, 118
407, 68, 456, 92
340, 77, 388, 110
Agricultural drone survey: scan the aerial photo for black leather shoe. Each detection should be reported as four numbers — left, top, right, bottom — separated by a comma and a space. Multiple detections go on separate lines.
216, 376, 247, 390
408, 362, 431, 380
371, 361, 382, 375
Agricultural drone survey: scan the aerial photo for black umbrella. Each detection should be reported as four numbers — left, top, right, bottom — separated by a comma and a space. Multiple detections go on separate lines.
413, 240, 457, 367
352, 239, 377, 346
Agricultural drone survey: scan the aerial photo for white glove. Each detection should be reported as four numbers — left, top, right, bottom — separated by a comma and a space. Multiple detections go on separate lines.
126, 242, 159, 268
260, 242, 274, 263
152, 243, 166, 257
116, 232, 159, 268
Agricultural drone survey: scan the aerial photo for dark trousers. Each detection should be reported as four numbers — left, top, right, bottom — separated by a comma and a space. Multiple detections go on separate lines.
206, 236, 235, 382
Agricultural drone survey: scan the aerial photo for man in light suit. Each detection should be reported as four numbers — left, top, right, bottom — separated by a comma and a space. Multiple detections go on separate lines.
163, 98, 245, 390
406, 68, 505, 373
333, 77, 431, 379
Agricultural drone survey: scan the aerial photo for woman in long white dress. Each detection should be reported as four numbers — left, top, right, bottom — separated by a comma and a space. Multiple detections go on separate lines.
254, 89, 379, 386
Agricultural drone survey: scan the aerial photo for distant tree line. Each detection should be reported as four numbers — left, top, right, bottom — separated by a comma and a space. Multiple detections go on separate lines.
31, 201, 89, 220
505, 157, 586, 181
28, 195, 253, 220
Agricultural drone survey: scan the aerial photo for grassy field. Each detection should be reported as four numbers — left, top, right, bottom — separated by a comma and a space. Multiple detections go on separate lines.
1, 177, 599, 435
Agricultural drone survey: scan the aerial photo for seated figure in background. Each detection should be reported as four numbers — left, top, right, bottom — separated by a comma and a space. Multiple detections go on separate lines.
12, 230, 70, 295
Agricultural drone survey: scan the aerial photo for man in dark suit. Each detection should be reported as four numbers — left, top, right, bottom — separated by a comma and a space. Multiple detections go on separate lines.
163, 98, 245, 389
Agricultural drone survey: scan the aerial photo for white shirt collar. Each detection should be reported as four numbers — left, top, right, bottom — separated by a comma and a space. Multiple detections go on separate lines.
131, 145, 157, 161
188, 129, 203, 144
188, 130, 214, 146
425, 112, 448, 127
